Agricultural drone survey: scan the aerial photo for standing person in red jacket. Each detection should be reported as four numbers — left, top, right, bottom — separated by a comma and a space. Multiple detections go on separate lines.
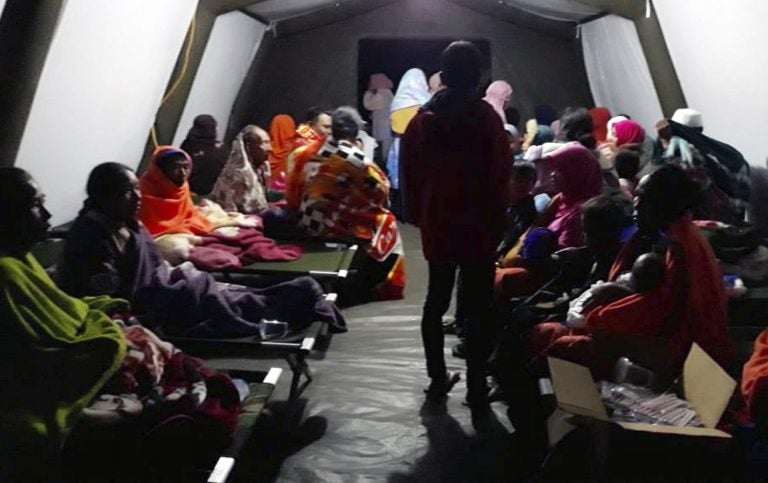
402, 41, 512, 408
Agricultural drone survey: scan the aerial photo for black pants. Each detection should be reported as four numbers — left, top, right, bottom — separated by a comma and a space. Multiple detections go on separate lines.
421, 261, 496, 402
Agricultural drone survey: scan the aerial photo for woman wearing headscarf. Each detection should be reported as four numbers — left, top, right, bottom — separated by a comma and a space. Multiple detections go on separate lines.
180, 114, 228, 196
139, 147, 217, 237
496, 143, 604, 297
363, 73, 395, 166
482, 80, 513, 124
267, 115, 296, 192
211, 125, 272, 214
388, 68, 431, 221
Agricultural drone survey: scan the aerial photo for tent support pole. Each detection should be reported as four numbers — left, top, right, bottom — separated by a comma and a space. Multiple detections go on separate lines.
632, 2, 687, 117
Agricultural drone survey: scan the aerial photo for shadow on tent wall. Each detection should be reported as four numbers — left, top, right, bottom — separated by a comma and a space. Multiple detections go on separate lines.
356, 38, 492, 121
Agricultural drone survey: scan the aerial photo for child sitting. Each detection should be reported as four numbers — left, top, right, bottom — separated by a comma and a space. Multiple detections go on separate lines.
567, 252, 666, 327
615, 148, 642, 199
496, 162, 538, 259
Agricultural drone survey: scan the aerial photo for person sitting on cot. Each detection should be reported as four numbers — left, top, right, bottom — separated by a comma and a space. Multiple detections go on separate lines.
296, 107, 406, 303
0, 168, 248, 480
0, 167, 128, 479
139, 146, 255, 238
58, 162, 346, 339
211, 124, 273, 214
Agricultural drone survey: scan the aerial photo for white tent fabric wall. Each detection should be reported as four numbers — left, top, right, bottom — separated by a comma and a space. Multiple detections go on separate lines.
581, 14, 663, 135
15, 0, 198, 225
174, 11, 267, 146
654, 0, 768, 167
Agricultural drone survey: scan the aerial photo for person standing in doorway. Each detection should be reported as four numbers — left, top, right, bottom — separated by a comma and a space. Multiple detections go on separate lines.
401, 41, 511, 409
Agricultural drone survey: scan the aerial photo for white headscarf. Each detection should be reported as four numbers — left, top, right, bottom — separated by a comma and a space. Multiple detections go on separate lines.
391, 68, 431, 113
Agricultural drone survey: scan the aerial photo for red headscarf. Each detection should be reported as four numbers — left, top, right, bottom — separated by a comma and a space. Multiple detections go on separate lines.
139, 146, 215, 237
268, 114, 296, 190
613, 119, 646, 146
588, 216, 732, 370
546, 143, 603, 247
589, 107, 612, 144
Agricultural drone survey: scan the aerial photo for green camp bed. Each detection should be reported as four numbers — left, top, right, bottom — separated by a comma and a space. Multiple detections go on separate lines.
220, 241, 358, 291
205, 367, 282, 483
164, 314, 330, 405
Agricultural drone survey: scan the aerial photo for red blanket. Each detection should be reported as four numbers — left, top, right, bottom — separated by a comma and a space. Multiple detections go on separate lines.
189, 227, 303, 271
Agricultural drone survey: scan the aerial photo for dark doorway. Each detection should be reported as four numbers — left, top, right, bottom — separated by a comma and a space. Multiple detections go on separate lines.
357, 38, 492, 121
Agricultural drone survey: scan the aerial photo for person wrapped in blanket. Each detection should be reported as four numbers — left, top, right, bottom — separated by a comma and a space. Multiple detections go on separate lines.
0, 168, 241, 480
139, 145, 305, 271
280, 107, 406, 304
57, 162, 346, 338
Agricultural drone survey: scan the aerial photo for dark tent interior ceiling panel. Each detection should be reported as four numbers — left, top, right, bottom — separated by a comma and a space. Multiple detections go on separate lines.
231, 0, 596, 136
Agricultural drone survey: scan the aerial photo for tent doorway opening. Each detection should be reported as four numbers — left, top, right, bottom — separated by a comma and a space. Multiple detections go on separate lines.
357, 38, 492, 120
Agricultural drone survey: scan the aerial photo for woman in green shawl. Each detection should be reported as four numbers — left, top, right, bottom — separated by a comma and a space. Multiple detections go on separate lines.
0, 168, 126, 479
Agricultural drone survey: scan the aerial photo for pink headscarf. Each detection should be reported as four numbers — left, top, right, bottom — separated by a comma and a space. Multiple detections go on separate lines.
613, 120, 646, 146
482, 81, 513, 123
546, 143, 604, 248
369, 73, 394, 91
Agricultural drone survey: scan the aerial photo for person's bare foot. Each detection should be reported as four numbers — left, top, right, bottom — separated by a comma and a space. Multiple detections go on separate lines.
424, 372, 461, 400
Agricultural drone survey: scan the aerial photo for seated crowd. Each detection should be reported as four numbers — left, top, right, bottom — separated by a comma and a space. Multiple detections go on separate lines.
2, 39, 767, 478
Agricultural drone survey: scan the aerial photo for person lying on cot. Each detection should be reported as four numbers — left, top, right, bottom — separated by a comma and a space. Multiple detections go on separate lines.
211, 124, 272, 214
139, 146, 255, 237
295, 107, 406, 302
58, 162, 346, 339
524, 165, 733, 373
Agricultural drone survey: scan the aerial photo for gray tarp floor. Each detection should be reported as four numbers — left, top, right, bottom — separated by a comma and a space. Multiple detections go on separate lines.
210, 223, 526, 482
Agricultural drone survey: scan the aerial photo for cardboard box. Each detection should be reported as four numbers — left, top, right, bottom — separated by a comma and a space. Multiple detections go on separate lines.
546, 343, 737, 444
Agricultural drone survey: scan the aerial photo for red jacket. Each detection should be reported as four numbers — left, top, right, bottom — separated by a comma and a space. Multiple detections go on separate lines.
402, 99, 511, 263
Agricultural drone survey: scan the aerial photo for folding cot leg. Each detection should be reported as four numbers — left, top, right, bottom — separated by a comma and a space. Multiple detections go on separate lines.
285, 352, 312, 403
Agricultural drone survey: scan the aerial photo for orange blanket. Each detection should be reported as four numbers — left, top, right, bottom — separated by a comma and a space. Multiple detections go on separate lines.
586, 217, 732, 369
285, 140, 323, 211
139, 146, 215, 237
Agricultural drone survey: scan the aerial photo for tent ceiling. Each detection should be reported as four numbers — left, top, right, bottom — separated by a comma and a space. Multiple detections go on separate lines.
244, 0, 602, 25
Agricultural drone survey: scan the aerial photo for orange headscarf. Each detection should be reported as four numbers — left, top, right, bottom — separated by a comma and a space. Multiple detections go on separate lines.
268, 115, 296, 185
587, 217, 732, 370
139, 146, 215, 237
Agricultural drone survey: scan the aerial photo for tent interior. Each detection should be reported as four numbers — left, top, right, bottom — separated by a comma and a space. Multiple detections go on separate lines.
1, 0, 768, 480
